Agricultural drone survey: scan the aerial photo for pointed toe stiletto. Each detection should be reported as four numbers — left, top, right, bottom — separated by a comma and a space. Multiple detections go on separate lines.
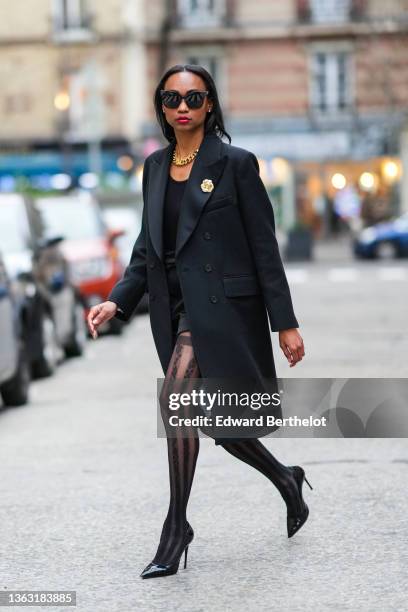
140, 523, 194, 579
287, 466, 313, 539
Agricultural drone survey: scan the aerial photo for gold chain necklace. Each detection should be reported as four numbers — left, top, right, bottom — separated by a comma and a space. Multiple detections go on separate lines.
172, 144, 200, 166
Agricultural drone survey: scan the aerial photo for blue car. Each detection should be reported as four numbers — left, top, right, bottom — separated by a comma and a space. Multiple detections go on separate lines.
354, 213, 408, 259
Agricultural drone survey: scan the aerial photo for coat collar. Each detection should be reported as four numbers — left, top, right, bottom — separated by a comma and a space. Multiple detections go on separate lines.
147, 132, 228, 261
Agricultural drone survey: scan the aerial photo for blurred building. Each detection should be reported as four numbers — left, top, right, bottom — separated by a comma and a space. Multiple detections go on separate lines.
0, 0, 146, 187
145, 0, 408, 232
1, 0, 407, 226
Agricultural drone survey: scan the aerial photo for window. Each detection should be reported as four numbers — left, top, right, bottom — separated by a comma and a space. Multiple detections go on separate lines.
310, 0, 351, 23
186, 54, 219, 84
177, 0, 226, 28
310, 51, 352, 114
53, 0, 89, 31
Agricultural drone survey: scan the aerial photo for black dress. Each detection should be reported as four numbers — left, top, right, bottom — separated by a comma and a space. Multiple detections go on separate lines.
163, 174, 190, 339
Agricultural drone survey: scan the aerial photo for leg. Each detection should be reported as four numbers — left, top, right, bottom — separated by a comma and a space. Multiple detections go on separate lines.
152, 330, 200, 566
219, 439, 304, 517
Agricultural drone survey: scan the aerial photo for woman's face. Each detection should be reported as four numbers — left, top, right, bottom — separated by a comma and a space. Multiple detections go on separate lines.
162, 71, 213, 135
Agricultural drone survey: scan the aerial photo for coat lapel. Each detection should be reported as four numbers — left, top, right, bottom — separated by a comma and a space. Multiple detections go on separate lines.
147, 132, 228, 261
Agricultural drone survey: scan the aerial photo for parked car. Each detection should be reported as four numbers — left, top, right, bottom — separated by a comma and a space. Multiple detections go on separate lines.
102, 205, 148, 314
36, 191, 127, 334
0, 194, 87, 378
0, 251, 30, 407
354, 212, 408, 259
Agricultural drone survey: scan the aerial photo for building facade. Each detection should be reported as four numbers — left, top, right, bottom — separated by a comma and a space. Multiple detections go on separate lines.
144, 0, 408, 230
1, 1, 407, 225
0, 0, 145, 181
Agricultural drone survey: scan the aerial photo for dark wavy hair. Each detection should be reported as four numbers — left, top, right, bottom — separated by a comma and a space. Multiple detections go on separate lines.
153, 64, 231, 144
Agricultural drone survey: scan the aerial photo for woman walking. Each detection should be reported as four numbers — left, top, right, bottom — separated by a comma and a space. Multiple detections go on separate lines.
87, 65, 310, 579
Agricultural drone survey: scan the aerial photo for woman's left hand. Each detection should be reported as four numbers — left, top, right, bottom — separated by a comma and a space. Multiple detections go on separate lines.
279, 329, 305, 367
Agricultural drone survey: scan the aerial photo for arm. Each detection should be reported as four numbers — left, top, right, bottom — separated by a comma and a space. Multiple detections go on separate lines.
235, 151, 299, 332
107, 159, 150, 322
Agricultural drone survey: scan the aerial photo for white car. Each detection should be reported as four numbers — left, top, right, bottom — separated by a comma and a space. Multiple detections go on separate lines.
102, 205, 148, 314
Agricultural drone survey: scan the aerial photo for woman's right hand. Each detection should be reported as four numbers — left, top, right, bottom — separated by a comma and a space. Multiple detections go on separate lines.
87, 301, 118, 339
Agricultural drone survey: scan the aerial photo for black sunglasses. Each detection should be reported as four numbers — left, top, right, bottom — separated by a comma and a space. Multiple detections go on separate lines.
160, 89, 209, 109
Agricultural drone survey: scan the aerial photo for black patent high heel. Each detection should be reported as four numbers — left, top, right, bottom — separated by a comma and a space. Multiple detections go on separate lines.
286, 466, 313, 538
140, 523, 194, 579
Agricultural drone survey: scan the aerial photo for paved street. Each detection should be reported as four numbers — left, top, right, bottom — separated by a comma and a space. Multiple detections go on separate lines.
284, 236, 408, 378
0, 246, 407, 612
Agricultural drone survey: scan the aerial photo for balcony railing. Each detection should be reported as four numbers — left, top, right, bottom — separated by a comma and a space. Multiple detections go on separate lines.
297, 0, 366, 24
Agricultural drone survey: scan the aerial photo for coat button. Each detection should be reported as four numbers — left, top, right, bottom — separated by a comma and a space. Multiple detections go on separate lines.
149, 261, 155, 269
203, 231, 212, 240
210, 295, 218, 303
204, 263, 212, 272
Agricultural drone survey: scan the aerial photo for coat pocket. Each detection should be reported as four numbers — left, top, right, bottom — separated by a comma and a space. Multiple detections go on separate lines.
223, 274, 261, 297
203, 195, 234, 214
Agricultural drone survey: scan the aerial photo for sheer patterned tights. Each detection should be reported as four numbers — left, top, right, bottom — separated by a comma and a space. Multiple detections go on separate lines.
153, 330, 300, 566
153, 331, 200, 566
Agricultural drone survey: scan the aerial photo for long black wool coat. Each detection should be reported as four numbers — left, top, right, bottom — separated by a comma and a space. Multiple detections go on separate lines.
108, 131, 299, 443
